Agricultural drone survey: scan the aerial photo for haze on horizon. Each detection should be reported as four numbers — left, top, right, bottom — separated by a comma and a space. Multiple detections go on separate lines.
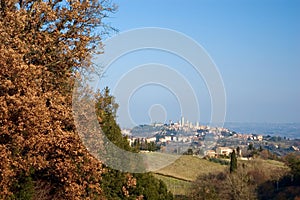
97, 0, 300, 128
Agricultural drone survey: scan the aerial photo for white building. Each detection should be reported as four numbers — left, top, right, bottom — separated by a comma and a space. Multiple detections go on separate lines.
216, 147, 233, 156
165, 136, 172, 142
181, 116, 185, 127
146, 137, 156, 143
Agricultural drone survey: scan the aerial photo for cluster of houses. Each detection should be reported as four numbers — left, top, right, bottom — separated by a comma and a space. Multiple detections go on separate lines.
126, 135, 192, 147
205, 147, 242, 157
122, 118, 300, 157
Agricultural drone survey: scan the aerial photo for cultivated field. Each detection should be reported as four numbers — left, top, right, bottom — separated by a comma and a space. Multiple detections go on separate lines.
151, 154, 226, 196
151, 153, 288, 196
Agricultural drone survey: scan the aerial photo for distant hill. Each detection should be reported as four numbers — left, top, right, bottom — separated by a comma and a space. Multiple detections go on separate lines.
224, 122, 300, 139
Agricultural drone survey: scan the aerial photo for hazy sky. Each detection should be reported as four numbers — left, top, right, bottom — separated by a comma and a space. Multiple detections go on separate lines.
97, 0, 300, 127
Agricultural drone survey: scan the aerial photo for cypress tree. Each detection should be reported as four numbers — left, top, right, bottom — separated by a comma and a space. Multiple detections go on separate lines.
230, 150, 238, 173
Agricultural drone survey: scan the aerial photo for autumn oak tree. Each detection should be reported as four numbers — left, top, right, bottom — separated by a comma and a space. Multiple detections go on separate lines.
0, 0, 116, 199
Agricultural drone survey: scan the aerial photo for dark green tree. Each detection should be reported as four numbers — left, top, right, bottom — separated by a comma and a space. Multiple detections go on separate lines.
95, 87, 131, 152
131, 173, 173, 200
148, 141, 158, 151
95, 88, 173, 199
236, 146, 241, 157
248, 143, 254, 151
284, 153, 300, 184
187, 148, 193, 155
230, 150, 237, 173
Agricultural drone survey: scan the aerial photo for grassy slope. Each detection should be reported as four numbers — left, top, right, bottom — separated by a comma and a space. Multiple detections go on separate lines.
154, 155, 226, 181
152, 174, 190, 196
151, 154, 226, 196
151, 154, 288, 196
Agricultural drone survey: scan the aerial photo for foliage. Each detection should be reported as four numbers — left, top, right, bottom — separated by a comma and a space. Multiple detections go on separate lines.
258, 153, 300, 199
95, 88, 173, 199
189, 158, 292, 200
95, 87, 132, 152
0, 0, 116, 198
248, 143, 254, 151
131, 173, 174, 200
101, 169, 174, 200
190, 166, 256, 200
132, 138, 160, 152
184, 148, 193, 155
256, 153, 300, 200
236, 146, 241, 156
101, 169, 138, 200
208, 157, 229, 165
189, 172, 226, 200
284, 152, 300, 183
258, 149, 279, 160
10, 169, 35, 200
230, 150, 237, 173
153, 174, 191, 196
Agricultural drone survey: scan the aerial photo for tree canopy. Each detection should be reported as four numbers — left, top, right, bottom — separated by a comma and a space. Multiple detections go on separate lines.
95, 88, 173, 200
0, 0, 116, 198
0, 1, 174, 199
230, 150, 237, 173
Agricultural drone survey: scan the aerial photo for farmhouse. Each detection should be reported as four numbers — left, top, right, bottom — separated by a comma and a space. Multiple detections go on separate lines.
216, 147, 233, 156
205, 150, 216, 157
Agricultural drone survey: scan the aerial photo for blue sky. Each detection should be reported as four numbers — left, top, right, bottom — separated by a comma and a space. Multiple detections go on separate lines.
97, 0, 300, 127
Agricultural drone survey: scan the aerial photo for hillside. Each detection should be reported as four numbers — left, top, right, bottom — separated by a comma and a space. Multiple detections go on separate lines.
151, 154, 289, 197
150, 154, 226, 196
154, 154, 226, 181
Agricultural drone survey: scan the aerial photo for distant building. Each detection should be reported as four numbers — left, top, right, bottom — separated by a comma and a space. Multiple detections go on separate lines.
165, 136, 172, 142
291, 146, 299, 151
216, 147, 233, 156
122, 129, 131, 136
159, 138, 166, 143
146, 137, 156, 143
172, 136, 177, 141
127, 138, 134, 146
205, 150, 216, 157
154, 123, 163, 127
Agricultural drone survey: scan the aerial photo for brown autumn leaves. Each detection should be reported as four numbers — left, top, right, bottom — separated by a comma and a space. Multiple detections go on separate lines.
0, 0, 117, 199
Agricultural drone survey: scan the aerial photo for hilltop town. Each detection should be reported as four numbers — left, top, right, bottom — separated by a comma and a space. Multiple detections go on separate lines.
122, 117, 300, 158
